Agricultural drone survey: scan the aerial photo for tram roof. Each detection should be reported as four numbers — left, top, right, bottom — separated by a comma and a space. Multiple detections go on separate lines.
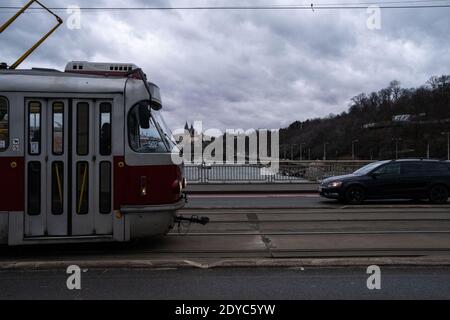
0, 68, 155, 94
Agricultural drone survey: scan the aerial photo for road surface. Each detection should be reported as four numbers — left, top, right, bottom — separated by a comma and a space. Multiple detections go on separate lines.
1, 193, 450, 300
185, 192, 450, 208
1, 266, 450, 299
1, 194, 449, 263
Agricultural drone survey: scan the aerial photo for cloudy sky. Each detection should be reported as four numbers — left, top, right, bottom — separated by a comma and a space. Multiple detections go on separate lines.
1, 0, 450, 131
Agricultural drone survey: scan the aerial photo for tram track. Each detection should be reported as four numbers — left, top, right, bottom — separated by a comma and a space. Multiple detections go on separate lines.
180, 207, 450, 214
169, 230, 450, 236
2, 204, 450, 264
120, 248, 450, 256
160, 205, 450, 259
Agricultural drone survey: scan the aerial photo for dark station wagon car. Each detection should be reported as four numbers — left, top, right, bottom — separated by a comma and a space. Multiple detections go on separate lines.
319, 159, 450, 204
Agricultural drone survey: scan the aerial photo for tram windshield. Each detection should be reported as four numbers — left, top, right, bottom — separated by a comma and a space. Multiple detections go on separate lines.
128, 102, 176, 153
152, 109, 178, 152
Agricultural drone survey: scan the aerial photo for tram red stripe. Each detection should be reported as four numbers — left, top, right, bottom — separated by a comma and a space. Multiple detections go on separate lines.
0, 157, 24, 211
113, 156, 182, 210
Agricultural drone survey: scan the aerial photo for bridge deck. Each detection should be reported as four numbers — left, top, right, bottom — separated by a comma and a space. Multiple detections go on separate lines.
1, 194, 450, 269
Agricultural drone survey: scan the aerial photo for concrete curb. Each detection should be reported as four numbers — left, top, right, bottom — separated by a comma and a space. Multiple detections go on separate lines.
181, 205, 449, 210
182, 206, 338, 210
186, 183, 319, 194
2, 257, 450, 270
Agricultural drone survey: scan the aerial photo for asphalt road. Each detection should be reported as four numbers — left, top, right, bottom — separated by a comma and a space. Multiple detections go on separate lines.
1, 266, 450, 300
1, 194, 450, 301
185, 193, 450, 208
1, 195, 450, 262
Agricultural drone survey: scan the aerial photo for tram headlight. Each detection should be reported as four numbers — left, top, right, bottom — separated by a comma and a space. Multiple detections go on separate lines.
140, 176, 148, 196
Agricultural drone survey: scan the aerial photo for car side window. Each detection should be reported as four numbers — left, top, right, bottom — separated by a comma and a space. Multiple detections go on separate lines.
374, 163, 401, 175
424, 162, 450, 174
401, 163, 423, 175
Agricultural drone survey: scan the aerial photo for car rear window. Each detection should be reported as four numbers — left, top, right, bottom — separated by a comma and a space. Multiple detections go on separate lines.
423, 162, 450, 173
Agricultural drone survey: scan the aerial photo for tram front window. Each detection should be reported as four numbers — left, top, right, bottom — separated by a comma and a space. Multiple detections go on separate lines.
128, 102, 169, 153
153, 109, 178, 152
0, 97, 8, 152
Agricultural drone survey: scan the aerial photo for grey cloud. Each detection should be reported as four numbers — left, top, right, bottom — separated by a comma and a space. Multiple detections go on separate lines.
1, 0, 450, 131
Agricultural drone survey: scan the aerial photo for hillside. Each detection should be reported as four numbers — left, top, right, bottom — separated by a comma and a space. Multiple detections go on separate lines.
280, 76, 450, 160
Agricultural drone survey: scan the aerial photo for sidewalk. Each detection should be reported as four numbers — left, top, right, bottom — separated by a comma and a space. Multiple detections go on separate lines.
2, 256, 450, 271
185, 183, 319, 194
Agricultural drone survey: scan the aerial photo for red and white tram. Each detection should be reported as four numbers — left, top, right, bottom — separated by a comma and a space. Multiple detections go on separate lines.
0, 61, 187, 245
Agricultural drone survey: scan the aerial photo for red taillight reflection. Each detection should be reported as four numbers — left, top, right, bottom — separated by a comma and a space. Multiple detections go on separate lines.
140, 176, 147, 196
172, 179, 181, 194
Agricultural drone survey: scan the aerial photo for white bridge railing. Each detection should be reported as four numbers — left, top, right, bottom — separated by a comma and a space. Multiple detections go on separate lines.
184, 160, 373, 184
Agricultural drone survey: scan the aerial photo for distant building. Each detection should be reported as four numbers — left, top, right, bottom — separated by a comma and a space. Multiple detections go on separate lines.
392, 114, 412, 122
184, 121, 196, 137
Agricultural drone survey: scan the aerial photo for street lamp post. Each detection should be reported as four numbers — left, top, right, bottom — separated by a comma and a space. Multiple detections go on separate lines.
352, 139, 359, 161
442, 132, 450, 160
392, 138, 402, 159
323, 142, 329, 161
299, 143, 306, 161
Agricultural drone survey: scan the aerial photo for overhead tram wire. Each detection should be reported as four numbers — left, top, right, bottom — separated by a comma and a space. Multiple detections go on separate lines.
284, 0, 450, 4
2, 0, 450, 5
1, 2, 450, 12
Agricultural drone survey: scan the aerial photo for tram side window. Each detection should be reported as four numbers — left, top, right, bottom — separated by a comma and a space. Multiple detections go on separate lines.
51, 162, 64, 215
52, 102, 64, 155
99, 103, 112, 156
27, 162, 41, 216
99, 161, 111, 214
0, 97, 8, 152
128, 102, 168, 153
28, 102, 41, 155
77, 102, 89, 156
76, 162, 89, 215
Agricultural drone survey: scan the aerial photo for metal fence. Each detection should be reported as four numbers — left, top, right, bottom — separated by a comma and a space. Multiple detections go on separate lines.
184, 160, 373, 184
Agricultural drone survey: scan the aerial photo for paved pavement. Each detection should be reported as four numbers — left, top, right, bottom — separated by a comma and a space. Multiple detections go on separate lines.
186, 192, 329, 208
185, 192, 450, 208
186, 183, 318, 194
2, 193, 450, 300
1, 266, 450, 299
1, 196, 450, 267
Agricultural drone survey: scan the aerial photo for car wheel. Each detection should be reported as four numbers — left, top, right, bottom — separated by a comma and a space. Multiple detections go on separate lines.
428, 185, 449, 204
345, 185, 365, 205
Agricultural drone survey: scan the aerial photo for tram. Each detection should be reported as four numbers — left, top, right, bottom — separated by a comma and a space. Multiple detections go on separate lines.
0, 61, 188, 245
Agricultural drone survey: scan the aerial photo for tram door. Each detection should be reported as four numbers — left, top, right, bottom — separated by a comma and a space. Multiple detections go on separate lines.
24, 99, 114, 237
